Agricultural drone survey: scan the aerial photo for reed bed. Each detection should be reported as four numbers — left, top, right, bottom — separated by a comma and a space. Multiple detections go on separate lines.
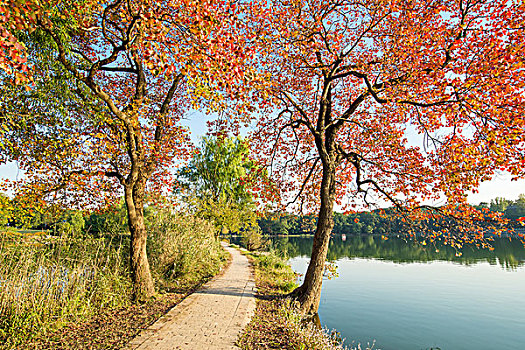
0, 233, 131, 348
0, 210, 228, 348
146, 210, 229, 292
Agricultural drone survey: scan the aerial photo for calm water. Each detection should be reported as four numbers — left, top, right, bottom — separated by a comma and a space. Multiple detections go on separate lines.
272, 235, 525, 350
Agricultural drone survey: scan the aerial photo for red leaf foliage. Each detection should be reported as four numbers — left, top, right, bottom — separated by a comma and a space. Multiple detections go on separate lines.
249, 0, 525, 243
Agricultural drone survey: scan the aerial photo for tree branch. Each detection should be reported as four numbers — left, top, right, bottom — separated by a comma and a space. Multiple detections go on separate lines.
285, 157, 320, 208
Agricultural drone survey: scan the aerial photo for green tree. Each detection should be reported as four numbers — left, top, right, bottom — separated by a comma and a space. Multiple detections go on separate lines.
259, 213, 295, 236
181, 136, 258, 204
179, 136, 265, 245
505, 195, 525, 223
54, 210, 85, 237
85, 202, 128, 236
490, 197, 512, 212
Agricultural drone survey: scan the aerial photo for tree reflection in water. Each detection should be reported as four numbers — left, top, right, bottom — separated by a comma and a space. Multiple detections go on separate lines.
268, 235, 525, 270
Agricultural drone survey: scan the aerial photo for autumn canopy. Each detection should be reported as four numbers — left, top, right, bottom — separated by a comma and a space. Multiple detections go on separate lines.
1, 0, 524, 313
1, 0, 261, 299
250, 0, 525, 313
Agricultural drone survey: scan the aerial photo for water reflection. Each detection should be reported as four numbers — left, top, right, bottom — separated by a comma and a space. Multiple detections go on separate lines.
271, 235, 525, 350
270, 235, 525, 270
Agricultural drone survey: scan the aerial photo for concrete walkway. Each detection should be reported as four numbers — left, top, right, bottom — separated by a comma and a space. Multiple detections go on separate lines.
127, 243, 256, 350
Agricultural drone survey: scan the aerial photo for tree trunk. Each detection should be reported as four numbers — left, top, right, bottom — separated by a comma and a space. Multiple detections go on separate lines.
290, 164, 336, 314
124, 183, 155, 301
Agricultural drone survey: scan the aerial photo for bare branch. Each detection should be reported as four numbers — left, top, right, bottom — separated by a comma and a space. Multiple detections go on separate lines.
285, 157, 320, 207
98, 66, 137, 73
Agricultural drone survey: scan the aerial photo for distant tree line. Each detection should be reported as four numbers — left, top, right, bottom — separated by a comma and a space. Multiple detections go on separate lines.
474, 195, 525, 224
258, 195, 525, 236
0, 192, 129, 237
2, 193, 524, 237
258, 211, 398, 236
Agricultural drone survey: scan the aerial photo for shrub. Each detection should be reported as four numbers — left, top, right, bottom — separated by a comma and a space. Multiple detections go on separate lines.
146, 210, 228, 291
84, 203, 128, 237
240, 226, 267, 251
54, 211, 85, 237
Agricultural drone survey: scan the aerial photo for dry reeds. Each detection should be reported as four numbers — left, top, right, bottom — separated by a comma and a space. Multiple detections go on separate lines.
146, 211, 228, 291
0, 233, 131, 348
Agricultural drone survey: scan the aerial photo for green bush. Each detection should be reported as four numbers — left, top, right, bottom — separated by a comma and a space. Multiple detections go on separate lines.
241, 226, 267, 251
256, 254, 287, 270
146, 210, 228, 291
55, 211, 85, 237
85, 203, 127, 237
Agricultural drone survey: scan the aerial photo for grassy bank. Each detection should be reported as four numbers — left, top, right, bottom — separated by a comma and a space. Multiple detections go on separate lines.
0, 211, 228, 349
237, 249, 349, 350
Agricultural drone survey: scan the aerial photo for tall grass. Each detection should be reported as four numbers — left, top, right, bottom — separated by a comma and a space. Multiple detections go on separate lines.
146, 210, 229, 292
0, 210, 229, 348
0, 233, 132, 348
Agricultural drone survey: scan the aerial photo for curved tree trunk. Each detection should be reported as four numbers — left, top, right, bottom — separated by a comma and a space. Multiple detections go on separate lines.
124, 182, 155, 300
290, 164, 336, 314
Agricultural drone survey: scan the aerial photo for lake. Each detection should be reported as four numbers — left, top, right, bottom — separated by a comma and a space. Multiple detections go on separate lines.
271, 235, 525, 350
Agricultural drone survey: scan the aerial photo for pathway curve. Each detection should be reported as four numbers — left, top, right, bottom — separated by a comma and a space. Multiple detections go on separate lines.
126, 243, 255, 350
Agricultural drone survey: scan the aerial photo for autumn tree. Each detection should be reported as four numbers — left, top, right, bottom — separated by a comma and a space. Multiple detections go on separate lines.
0, 0, 42, 83
252, 0, 525, 314
0, 192, 10, 227
0, 0, 260, 299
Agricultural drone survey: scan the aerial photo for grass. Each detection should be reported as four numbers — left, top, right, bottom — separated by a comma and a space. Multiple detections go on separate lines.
237, 250, 350, 350
0, 232, 131, 349
249, 252, 297, 295
146, 211, 229, 292
0, 211, 229, 349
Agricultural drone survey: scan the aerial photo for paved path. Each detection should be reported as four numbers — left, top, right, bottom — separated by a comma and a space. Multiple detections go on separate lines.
127, 243, 256, 350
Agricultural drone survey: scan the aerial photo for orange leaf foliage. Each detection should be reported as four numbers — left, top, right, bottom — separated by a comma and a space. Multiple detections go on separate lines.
1, 0, 263, 210
249, 0, 525, 243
